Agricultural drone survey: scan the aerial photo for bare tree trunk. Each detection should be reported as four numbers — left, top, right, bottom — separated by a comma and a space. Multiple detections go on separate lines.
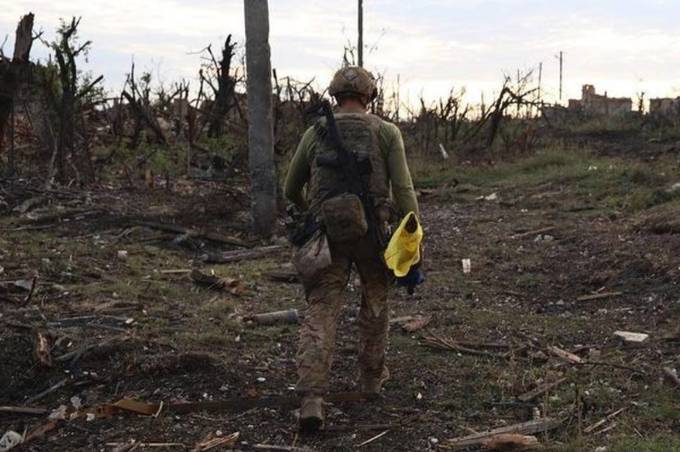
0, 13, 34, 170
244, 0, 276, 238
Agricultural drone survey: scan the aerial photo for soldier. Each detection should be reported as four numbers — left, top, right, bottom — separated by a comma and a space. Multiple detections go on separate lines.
284, 66, 420, 432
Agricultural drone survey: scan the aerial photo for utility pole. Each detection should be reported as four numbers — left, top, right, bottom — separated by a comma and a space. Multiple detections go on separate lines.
357, 0, 364, 67
558, 51, 563, 102
244, 0, 276, 238
538, 62, 543, 103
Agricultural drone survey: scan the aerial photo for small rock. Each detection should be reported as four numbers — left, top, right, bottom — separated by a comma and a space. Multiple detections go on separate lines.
117, 250, 128, 259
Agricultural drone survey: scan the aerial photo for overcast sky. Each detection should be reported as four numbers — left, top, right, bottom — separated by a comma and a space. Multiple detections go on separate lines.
2, 0, 680, 108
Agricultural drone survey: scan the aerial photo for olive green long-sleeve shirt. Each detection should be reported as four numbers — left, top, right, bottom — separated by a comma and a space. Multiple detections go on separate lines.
284, 117, 419, 217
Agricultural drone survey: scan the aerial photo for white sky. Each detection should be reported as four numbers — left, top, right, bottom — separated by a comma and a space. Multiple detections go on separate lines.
2, 0, 680, 108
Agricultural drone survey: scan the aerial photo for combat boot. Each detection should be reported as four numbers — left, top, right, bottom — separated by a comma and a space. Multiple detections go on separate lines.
299, 396, 324, 433
358, 366, 390, 396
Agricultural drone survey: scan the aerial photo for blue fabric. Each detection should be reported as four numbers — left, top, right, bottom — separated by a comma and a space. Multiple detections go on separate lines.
396, 268, 425, 294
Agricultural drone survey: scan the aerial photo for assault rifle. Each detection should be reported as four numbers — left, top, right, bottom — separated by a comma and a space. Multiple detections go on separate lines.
311, 100, 383, 247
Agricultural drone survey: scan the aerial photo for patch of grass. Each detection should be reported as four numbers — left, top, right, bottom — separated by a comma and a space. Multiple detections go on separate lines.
412, 148, 680, 213
606, 435, 680, 452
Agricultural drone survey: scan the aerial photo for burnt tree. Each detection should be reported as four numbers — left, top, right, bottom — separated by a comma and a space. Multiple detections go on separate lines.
0, 13, 35, 173
42, 17, 103, 183
202, 35, 239, 138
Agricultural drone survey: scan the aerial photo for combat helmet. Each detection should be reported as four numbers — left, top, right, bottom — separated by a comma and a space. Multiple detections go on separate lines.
328, 66, 378, 101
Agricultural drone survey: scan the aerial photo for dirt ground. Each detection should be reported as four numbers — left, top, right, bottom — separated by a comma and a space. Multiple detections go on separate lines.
1, 149, 679, 451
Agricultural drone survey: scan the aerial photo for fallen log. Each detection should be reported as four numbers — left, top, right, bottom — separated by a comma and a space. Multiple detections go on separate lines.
264, 270, 299, 283
443, 418, 562, 449
134, 221, 251, 248
201, 245, 284, 264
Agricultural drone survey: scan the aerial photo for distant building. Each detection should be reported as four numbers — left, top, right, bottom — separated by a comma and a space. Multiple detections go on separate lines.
568, 84, 632, 116
649, 97, 680, 116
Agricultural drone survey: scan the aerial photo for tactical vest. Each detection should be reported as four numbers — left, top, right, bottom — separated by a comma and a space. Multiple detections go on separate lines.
308, 112, 392, 225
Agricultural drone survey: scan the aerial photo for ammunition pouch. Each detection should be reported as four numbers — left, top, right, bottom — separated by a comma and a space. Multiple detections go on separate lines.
320, 194, 368, 243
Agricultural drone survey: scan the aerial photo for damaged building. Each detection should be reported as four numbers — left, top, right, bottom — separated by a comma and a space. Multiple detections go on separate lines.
649, 97, 680, 116
568, 84, 632, 116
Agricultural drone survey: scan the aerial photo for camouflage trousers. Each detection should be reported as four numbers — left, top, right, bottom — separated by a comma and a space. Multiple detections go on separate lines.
296, 235, 389, 395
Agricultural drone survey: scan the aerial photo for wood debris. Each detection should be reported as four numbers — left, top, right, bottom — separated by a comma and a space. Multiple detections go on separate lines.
444, 418, 561, 449
0, 406, 50, 415
33, 329, 53, 367
401, 315, 432, 333
546, 345, 583, 364
577, 291, 622, 302
356, 430, 389, 448
583, 407, 626, 434
511, 226, 556, 239
190, 269, 245, 295
201, 245, 284, 264
192, 432, 239, 451
423, 333, 511, 359
517, 377, 567, 403
481, 433, 539, 450
613, 331, 649, 343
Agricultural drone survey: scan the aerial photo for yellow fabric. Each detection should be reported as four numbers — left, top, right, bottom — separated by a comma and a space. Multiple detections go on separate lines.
384, 212, 423, 277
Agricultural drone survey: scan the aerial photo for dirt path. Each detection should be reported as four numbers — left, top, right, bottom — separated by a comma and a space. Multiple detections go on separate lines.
1, 170, 679, 451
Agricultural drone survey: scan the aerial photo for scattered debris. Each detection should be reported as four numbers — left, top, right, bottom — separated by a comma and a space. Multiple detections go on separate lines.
192, 431, 239, 451
613, 331, 649, 343
517, 378, 567, 403
577, 291, 623, 302
33, 329, 53, 367
423, 332, 512, 359
252, 445, 315, 452
264, 270, 299, 283
106, 441, 186, 449
244, 309, 299, 326
55, 336, 119, 363
356, 430, 389, 448
439, 143, 450, 160
0, 406, 50, 415
481, 433, 539, 451
0, 431, 23, 452
190, 269, 245, 295
477, 192, 498, 201
443, 418, 561, 449
400, 315, 432, 333
511, 226, 556, 239
546, 345, 583, 364
662, 367, 680, 389
583, 407, 626, 434
201, 245, 284, 264
133, 221, 251, 248
13, 196, 47, 214
25, 377, 70, 404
